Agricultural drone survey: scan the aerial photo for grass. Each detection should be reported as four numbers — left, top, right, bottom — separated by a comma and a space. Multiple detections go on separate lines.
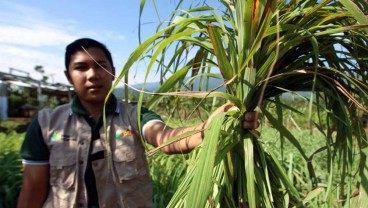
0, 131, 24, 208
0, 120, 29, 134
131, 0, 368, 205
145, 112, 353, 207
1, 116, 364, 207
147, 113, 364, 207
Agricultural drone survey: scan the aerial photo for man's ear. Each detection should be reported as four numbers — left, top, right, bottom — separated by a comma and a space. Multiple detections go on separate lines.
64, 71, 72, 84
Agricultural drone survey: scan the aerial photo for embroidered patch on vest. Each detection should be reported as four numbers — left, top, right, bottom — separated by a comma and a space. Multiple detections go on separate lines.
51, 131, 62, 142
115, 129, 133, 139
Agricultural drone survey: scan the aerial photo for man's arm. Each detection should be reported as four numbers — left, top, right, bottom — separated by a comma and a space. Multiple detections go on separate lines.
144, 120, 205, 154
144, 104, 259, 154
17, 164, 49, 208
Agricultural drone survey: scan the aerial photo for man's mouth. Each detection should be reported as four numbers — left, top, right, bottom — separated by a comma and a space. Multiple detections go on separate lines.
87, 85, 102, 90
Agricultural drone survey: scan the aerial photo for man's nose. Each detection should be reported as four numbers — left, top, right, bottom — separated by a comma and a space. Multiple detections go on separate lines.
87, 67, 100, 79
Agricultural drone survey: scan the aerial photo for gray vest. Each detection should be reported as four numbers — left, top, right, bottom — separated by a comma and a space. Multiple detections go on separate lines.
38, 102, 153, 208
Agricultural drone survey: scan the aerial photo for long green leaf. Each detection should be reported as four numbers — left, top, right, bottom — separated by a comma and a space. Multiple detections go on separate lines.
339, 0, 368, 32
244, 138, 255, 208
186, 112, 226, 208
207, 25, 233, 80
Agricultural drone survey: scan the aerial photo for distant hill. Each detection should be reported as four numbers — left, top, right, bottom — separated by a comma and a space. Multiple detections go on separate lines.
113, 76, 226, 98
113, 82, 161, 98
113, 76, 310, 101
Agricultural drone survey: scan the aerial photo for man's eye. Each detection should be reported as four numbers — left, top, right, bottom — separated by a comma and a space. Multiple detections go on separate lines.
75, 66, 87, 70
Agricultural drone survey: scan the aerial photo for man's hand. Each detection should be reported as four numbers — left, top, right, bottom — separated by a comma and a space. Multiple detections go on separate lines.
145, 103, 261, 154
243, 111, 259, 130
207, 103, 260, 130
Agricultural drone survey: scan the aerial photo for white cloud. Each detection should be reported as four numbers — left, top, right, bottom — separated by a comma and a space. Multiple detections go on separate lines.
0, 44, 68, 84
0, 1, 80, 47
0, 2, 76, 84
0, 25, 77, 47
0, 1, 43, 22
0, 1, 138, 85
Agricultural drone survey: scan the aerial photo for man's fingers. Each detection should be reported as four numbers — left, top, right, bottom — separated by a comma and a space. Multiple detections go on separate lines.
244, 111, 259, 121
243, 111, 260, 129
221, 103, 236, 112
211, 105, 260, 130
243, 120, 260, 129
211, 103, 237, 116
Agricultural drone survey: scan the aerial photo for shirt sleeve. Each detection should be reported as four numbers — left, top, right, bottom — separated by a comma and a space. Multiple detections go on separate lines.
140, 107, 164, 141
140, 107, 163, 127
19, 114, 49, 164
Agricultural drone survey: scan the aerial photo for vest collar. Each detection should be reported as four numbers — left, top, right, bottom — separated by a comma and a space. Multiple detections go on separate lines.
70, 94, 118, 116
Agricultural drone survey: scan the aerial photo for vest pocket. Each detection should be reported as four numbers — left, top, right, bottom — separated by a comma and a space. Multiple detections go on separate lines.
49, 151, 76, 189
112, 148, 152, 206
113, 149, 148, 182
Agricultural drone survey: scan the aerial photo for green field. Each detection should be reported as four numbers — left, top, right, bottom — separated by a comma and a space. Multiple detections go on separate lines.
1, 118, 364, 208
0, 128, 24, 208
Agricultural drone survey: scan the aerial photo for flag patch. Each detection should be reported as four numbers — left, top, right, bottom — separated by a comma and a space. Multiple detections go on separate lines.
115, 129, 133, 139
51, 131, 62, 142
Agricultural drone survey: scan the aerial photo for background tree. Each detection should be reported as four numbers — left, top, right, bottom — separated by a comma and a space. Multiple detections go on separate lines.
34, 65, 45, 74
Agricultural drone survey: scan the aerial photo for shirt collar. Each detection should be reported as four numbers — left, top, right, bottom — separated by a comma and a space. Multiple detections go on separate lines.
71, 94, 118, 116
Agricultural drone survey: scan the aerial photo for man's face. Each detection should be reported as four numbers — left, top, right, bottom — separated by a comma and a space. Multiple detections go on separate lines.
66, 47, 115, 105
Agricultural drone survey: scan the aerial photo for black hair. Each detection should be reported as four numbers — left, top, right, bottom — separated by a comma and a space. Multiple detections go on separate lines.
64, 38, 114, 71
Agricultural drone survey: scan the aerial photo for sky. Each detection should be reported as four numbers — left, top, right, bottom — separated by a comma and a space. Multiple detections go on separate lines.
0, 0, 197, 86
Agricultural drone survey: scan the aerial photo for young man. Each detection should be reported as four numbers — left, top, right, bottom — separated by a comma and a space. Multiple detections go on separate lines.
17, 38, 259, 208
